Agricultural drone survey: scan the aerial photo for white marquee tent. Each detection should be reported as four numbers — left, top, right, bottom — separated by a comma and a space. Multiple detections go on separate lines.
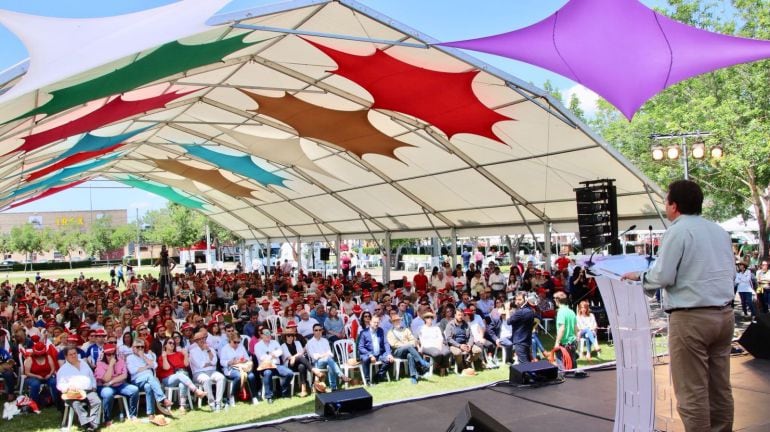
0, 0, 666, 249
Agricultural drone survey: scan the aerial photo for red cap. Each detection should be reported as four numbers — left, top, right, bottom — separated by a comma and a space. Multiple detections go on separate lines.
261, 299, 270, 305
32, 342, 47, 356
30, 335, 41, 343
92, 329, 107, 337
103, 343, 117, 355
285, 320, 298, 328
463, 309, 474, 316
181, 323, 194, 332
352, 305, 363, 314
155, 324, 166, 333
67, 335, 80, 343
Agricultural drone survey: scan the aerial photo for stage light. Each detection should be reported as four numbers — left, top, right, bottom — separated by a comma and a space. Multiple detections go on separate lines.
666, 145, 680, 160
691, 141, 706, 159
651, 145, 664, 161
711, 145, 724, 159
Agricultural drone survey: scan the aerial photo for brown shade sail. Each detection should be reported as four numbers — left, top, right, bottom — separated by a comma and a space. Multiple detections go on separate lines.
151, 158, 258, 199
241, 90, 413, 160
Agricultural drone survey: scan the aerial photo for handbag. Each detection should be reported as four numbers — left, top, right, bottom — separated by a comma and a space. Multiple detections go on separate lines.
235, 360, 254, 401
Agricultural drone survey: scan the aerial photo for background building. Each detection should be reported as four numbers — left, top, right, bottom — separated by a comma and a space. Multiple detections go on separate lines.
0, 209, 126, 262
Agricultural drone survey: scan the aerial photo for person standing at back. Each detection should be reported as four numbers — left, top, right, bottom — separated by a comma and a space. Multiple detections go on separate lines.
622, 180, 734, 432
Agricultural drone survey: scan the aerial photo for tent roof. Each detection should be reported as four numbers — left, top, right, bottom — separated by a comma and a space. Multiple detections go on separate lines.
0, 0, 665, 242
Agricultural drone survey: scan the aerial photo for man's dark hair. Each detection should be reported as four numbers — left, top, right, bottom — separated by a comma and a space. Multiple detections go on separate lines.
667, 180, 703, 215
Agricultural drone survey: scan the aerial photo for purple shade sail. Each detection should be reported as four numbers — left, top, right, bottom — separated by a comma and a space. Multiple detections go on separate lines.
439, 0, 770, 119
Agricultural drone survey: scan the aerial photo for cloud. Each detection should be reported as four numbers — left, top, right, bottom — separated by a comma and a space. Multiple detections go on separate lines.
563, 84, 599, 117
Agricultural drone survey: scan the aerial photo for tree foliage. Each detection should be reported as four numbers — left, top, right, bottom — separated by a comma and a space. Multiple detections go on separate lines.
142, 203, 240, 257
10, 223, 45, 270
590, 0, 770, 257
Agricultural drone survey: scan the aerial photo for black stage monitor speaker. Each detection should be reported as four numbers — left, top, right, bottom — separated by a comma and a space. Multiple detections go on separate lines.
319, 248, 330, 261
739, 313, 770, 360
315, 387, 372, 417
509, 360, 559, 385
446, 401, 510, 432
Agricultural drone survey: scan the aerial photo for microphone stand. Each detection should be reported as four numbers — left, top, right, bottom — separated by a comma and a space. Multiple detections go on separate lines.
646, 225, 655, 268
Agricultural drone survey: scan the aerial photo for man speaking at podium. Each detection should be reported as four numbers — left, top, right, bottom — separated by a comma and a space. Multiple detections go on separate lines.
622, 180, 734, 432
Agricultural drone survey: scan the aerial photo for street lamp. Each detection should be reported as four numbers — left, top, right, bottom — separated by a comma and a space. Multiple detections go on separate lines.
650, 132, 722, 180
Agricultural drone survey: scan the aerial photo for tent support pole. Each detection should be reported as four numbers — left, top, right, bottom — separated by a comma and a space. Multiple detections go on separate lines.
205, 223, 212, 271
451, 227, 457, 269
514, 205, 542, 254
266, 237, 272, 275
543, 222, 552, 272
231, 23, 428, 49
383, 231, 391, 283
336, 234, 342, 279
423, 208, 451, 261
297, 236, 302, 273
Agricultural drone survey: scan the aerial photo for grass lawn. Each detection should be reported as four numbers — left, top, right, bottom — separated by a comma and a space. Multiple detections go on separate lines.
4, 335, 617, 432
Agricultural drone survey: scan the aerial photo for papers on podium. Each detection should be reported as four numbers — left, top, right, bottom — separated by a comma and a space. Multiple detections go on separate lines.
587, 254, 654, 280
591, 255, 655, 432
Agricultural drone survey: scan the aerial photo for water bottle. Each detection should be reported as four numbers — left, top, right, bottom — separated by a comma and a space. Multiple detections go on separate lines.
119, 412, 125, 422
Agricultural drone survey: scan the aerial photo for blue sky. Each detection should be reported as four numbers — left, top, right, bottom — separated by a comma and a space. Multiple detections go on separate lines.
0, 0, 674, 221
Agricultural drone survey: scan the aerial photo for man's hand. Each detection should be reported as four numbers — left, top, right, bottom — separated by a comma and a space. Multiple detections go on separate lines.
621, 272, 641, 282
369, 355, 375, 362
387, 354, 395, 362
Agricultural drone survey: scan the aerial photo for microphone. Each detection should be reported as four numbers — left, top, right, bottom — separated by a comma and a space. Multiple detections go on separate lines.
586, 224, 637, 269
619, 224, 637, 237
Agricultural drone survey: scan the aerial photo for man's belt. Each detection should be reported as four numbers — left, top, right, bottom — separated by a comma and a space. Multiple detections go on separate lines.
665, 303, 731, 314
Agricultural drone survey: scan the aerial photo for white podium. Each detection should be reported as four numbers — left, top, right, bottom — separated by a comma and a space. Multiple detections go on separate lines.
590, 255, 655, 432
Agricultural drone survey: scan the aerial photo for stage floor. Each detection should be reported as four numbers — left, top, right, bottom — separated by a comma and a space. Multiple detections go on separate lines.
241, 355, 769, 432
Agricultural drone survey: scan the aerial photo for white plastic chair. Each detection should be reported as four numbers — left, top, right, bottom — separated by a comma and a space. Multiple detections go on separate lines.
173, 319, 185, 332
165, 386, 194, 411
332, 339, 365, 388
265, 315, 281, 335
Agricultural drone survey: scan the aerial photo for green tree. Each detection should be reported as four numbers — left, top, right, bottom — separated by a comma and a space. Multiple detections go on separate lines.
0, 232, 13, 260
591, 0, 770, 258
83, 216, 116, 262
568, 93, 587, 123
10, 223, 44, 271
50, 225, 83, 269
144, 204, 206, 248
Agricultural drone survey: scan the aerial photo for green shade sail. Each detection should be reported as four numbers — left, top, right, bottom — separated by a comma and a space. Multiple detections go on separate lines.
11, 33, 260, 122
119, 175, 208, 210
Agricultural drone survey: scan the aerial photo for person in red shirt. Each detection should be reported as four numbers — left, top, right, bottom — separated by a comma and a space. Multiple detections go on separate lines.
413, 267, 429, 293
555, 253, 571, 272
157, 338, 206, 412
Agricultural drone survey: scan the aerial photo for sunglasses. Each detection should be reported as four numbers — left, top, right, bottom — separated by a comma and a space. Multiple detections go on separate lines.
313, 329, 322, 332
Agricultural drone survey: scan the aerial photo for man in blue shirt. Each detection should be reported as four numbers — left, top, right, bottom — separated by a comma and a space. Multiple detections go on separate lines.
623, 180, 735, 432
358, 316, 393, 385
0, 332, 16, 400
507, 292, 534, 363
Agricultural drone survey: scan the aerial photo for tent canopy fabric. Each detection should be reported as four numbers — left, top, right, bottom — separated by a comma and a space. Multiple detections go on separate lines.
0, 0, 665, 242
